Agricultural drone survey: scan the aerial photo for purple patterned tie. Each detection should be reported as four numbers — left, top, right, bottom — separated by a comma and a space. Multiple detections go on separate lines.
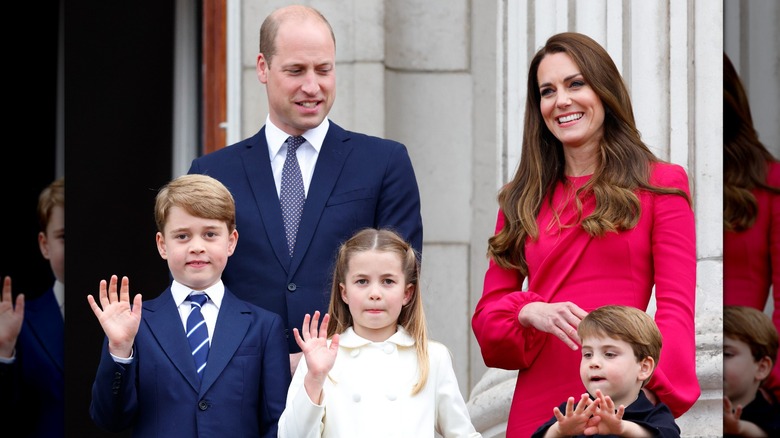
280, 136, 306, 257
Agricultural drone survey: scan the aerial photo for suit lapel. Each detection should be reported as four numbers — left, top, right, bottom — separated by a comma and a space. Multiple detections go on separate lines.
239, 123, 352, 276
239, 128, 292, 269
289, 123, 351, 274
199, 288, 252, 394
144, 290, 201, 392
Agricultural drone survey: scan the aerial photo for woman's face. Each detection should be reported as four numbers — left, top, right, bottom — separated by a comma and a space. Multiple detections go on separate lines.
537, 52, 605, 151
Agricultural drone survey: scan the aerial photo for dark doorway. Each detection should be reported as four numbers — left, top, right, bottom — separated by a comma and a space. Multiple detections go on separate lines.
65, 1, 176, 435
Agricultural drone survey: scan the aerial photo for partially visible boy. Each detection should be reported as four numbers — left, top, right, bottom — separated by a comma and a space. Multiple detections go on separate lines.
87, 174, 290, 437
532, 305, 680, 437
0, 177, 65, 437
723, 305, 780, 437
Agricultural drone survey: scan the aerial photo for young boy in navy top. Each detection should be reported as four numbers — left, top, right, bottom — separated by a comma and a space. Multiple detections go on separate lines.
533, 305, 679, 437
87, 174, 290, 437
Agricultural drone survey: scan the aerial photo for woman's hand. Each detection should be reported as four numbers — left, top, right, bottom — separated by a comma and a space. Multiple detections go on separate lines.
518, 301, 587, 350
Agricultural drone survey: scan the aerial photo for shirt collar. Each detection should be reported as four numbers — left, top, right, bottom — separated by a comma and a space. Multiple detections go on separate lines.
337, 325, 415, 348
53, 280, 64, 319
53, 280, 64, 306
265, 115, 329, 158
171, 279, 224, 309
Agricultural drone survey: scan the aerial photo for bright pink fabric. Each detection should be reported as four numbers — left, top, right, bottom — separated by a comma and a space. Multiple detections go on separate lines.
472, 163, 699, 437
724, 161, 780, 401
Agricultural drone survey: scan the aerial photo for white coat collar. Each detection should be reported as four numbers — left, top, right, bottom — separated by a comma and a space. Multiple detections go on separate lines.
338, 325, 415, 348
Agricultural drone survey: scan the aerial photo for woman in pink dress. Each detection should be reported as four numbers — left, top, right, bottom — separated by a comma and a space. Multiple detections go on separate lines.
723, 52, 780, 401
471, 32, 700, 437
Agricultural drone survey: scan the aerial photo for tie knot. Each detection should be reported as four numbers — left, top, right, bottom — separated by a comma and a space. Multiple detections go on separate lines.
189, 293, 209, 307
287, 136, 305, 153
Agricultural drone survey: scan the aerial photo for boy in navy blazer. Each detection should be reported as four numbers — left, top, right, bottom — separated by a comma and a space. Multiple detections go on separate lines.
0, 177, 65, 437
87, 174, 290, 437
188, 4, 423, 375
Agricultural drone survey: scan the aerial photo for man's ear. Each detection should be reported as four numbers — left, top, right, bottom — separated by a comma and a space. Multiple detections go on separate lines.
257, 54, 269, 84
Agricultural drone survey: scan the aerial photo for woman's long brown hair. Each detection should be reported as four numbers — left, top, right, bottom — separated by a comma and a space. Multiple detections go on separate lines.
723, 52, 780, 232
489, 32, 690, 274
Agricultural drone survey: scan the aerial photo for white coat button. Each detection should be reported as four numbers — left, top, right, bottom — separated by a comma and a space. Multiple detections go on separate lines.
352, 393, 361, 402
350, 348, 360, 357
383, 344, 395, 354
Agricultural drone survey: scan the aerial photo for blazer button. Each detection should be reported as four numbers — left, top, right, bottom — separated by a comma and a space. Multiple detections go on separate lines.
198, 400, 209, 411
287, 283, 297, 292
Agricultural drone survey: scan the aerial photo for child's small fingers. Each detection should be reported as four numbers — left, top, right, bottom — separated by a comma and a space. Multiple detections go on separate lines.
107, 276, 119, 303
119, 276, 131, 301
319, 313, 331, 337
1, 276, 11, 299
301, 313, 311, 339
98, 280, 110, 306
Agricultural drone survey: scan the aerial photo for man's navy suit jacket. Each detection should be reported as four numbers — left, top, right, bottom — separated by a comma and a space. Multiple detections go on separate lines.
188, 121, 423, 351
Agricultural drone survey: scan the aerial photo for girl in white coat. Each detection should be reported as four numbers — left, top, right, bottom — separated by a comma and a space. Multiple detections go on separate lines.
278, 228, 482, 438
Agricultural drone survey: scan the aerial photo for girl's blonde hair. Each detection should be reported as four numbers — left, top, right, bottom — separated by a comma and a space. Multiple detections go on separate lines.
327, 228, 429, 394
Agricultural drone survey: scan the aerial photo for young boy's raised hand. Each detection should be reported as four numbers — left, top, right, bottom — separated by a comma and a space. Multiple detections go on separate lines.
545, 393, 597, 437
0, 276, 24, 358
87, 275, 142, 358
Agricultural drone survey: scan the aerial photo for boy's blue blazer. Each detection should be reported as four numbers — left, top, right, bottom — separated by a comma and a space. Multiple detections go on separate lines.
89, 286, 290, 438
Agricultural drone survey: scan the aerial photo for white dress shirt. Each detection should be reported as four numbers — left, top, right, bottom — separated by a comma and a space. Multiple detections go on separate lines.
53, 280, 64, 320
171, 279, 223, 342
264, 115, 329, 197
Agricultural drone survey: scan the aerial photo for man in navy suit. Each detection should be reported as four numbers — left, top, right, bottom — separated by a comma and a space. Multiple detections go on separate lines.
188, 5, 423, 373
0, 177, 65, 438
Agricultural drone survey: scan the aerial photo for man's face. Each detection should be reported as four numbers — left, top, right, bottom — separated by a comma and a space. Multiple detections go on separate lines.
256, 16, 336, 136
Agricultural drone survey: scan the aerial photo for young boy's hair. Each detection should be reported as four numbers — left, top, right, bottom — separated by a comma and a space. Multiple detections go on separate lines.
154, 174, 236, 232
724, 305, 779, 370
37, 177, 64, 232
578, 305, 662, 383
326, 227, 430, 394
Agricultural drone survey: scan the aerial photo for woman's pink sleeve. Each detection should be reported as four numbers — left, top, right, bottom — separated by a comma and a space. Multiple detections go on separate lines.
471, 210, 547, 370
644, 164, 701, 417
